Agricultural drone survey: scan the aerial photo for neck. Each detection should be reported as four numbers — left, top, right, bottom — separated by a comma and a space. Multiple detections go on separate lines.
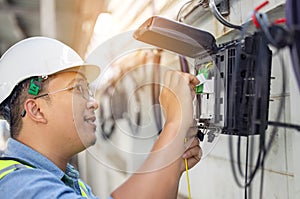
16, 134, 72, 172
41, 150, 70, 172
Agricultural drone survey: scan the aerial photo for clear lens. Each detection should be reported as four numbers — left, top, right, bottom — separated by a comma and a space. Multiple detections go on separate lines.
75, 84, 94, 100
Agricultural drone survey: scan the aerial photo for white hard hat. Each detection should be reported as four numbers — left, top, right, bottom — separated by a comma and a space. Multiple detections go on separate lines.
0, 36, 100, 104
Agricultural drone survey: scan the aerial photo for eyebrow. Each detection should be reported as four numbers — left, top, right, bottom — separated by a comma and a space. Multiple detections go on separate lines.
66, 78, 88, 87
55, 70, 88, 87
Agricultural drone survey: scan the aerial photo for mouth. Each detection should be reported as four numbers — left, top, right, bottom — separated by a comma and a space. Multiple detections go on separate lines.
84, 115, 97, 129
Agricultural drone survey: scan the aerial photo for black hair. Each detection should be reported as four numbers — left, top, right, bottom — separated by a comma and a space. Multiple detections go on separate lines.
0, 77, 49, 138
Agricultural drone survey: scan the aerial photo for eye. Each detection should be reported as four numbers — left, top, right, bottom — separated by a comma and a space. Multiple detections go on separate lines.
73, 84, 91, 100
74, 84, 84, 93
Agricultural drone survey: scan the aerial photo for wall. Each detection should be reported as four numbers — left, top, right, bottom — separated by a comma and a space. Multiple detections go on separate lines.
177, 0, 299, 198
80, 0, 300, 198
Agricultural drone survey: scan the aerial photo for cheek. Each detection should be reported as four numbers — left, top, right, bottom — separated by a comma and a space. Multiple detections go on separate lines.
49, 99, 75, 126
72, 98, 85, 114
72, 99, 86, 126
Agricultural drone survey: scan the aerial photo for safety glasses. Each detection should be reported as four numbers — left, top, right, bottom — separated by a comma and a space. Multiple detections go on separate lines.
34, 83, 94, 100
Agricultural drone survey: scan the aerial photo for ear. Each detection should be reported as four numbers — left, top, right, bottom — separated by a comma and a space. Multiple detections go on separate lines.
23, 99, 47, 124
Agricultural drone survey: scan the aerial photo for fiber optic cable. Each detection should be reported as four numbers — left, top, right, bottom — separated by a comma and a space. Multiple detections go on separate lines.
184, 138, 192, 199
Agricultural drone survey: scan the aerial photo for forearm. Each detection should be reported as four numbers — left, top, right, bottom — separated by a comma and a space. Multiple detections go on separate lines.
111, 71, 200, 199
111, 122, 187, 199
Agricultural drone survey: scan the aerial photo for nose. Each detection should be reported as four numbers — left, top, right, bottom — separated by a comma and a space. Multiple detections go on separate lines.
87, 97, 99, 110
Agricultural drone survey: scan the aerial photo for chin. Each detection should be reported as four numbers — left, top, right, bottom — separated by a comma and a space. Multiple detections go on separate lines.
82, 133, 97, 148
77, 124, 98, 147
88, 136, 97, 146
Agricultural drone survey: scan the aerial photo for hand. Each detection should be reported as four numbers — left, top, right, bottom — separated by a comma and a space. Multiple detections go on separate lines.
181, 136, 202, 173
159, 70, 200, 127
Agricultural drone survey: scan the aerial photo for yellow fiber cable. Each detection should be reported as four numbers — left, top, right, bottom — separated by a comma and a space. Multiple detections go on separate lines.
184, 138, 192, 199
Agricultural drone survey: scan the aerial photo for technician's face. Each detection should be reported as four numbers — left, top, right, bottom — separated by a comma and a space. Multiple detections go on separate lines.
72, 74, 99, 148
46, 72, 99, 151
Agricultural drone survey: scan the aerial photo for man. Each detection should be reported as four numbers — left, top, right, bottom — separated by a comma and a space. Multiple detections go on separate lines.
0, 37, 201, 198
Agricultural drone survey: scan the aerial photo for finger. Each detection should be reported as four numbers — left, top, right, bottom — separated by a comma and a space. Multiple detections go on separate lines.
190, 82, 197, 90
187, 74, 199, 97
182, 144, 201, 159
189, 75, 200, 86
179, 72, 199, 84
188, 146, 203, 163
176, 72, 199, 87
190, 86, 196, 99
186, 156, 201, 169
176, 71, 190, 82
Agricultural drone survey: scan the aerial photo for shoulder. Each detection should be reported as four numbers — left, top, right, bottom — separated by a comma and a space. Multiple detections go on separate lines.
0, 167, 83, 199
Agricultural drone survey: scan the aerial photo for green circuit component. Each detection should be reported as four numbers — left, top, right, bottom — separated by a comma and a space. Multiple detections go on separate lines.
196, 63, 212, 94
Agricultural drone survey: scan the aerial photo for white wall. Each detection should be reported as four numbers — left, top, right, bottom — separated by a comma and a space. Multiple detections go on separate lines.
176, 0, 300, 198
80, 0, 300, 198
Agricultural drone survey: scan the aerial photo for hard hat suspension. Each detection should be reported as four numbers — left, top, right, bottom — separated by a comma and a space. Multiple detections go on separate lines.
28, 78, 42, 96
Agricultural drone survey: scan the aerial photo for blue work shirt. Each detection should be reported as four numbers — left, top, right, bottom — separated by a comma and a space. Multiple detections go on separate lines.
0, 138, 113, 199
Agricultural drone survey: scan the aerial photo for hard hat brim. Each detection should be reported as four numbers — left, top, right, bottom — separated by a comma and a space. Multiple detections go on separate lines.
0, 36, 102, 105
60, 64, 101, 84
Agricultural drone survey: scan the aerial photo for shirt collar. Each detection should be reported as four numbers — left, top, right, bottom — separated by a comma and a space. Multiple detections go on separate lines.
3, 138, 66, 180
